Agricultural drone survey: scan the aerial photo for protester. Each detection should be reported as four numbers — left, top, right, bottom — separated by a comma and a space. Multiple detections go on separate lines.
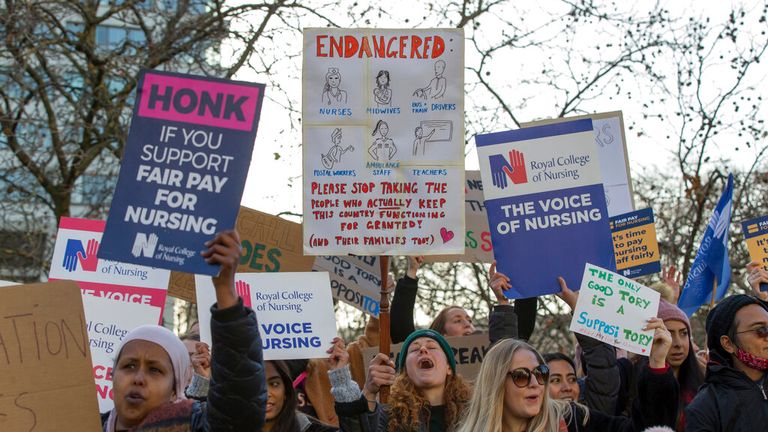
180, 332, 211, 400
455, 320, 679, 432
328, 329, 471, 431
264, 360, 337, 432
392, 258, 522, 345
101, 230, 266, 432
551, 278, 630, 415
685, 294, 768, 431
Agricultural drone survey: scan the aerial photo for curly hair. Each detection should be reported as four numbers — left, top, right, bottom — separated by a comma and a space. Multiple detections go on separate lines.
387, 371, 471, 432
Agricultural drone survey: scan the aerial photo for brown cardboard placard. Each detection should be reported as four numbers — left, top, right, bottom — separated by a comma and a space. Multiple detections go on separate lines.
169, 206, 315, 303
425, 171, 493, 263
0, 280, 101, 431
360, 333, 491, 381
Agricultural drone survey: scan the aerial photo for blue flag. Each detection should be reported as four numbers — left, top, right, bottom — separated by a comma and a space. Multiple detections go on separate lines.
678, 174, 734, 316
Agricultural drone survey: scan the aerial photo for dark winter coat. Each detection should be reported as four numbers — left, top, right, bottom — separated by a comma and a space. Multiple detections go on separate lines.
684, 362, 768, 431
568, 363, 679, 432
101, 299, 267, 431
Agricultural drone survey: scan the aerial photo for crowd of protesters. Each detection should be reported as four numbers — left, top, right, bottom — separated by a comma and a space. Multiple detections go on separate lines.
99, 230, 768, 431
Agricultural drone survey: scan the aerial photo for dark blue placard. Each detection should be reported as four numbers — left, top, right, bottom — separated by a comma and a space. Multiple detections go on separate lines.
98, 69, 265, 275
742, 215, 768, 291
610, 208, 661, 278
477, 119, 615, 298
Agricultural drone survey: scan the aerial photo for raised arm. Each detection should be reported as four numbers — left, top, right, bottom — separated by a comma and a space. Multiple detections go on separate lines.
202, 230, 267, 432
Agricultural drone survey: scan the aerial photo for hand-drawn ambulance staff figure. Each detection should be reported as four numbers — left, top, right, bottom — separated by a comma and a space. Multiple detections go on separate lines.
373, 70, 392, 107
322, 68, 348, 105
368, 120, 397, 161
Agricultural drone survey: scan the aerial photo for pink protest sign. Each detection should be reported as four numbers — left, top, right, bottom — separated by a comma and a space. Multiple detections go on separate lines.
49, 217, 170, 319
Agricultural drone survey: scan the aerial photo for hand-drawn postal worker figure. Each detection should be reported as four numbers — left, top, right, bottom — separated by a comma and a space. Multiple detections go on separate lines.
321, 128, 354, 169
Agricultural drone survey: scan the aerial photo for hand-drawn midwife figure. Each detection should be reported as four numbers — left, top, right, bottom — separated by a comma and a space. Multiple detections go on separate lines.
321, 128, 354, 169
322, 67, 348, 105
412, 126, 436, 156
373, 70, 392, 107
368, 120, 397, 161
412, 60, 447, 100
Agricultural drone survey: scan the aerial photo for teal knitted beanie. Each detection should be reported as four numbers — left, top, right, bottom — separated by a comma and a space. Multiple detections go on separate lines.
396, 329, 456, 374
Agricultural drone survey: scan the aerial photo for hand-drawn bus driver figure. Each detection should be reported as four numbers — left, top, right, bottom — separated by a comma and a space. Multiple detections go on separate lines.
322, 67, 348, 105
368, 120, 397, 161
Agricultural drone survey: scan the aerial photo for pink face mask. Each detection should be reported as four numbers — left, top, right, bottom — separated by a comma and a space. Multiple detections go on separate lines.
735, 348, 768, 371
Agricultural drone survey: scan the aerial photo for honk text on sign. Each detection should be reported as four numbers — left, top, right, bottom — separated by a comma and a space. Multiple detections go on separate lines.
99, 70, 265, 275
476, 120, 615, 297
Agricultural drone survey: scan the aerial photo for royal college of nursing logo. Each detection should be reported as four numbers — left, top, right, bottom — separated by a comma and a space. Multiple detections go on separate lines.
62, 238, 100, 272
132, 233, 159, 258
488, 150, 528, 190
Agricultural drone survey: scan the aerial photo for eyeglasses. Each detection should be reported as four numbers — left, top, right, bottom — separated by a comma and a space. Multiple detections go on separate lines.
735, 326, 768, 339
507, 364, 550, 388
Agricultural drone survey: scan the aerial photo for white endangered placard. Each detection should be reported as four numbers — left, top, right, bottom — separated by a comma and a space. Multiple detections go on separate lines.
312, 255, 381, 317
569, 263, 660, 356
82, 296, 161, 413
195, 272, 337, 360
302, 28, 465, 256
522, 111, 634, 217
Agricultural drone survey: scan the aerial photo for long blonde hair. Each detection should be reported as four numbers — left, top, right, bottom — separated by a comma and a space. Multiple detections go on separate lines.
456, 339, 586, 432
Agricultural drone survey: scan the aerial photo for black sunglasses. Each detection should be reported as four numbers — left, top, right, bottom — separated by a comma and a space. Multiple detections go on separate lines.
735, 325, 768, 339
507, 364, 550, 388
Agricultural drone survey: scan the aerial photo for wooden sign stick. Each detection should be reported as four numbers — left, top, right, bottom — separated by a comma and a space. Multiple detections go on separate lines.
379, 255, 391, 403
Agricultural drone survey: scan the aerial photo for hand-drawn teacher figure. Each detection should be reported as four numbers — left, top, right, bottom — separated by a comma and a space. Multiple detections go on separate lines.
373, 70, 392, 107
368, 120, 397, 161
412, 126, 436, 156
322, 67, 348, 105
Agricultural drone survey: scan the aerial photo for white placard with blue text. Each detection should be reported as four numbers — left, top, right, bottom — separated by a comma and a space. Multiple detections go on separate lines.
569, 263, 660, 356
476, 119, 615, 298
195, 272, 337, 360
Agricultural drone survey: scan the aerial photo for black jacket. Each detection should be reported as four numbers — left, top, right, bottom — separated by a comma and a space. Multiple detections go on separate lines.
684, 362, 768, 431
101, 299, 267, 431
569, 363, 679, 432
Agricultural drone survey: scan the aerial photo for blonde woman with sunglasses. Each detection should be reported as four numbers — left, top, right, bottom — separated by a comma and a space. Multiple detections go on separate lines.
457, 319, 679, 432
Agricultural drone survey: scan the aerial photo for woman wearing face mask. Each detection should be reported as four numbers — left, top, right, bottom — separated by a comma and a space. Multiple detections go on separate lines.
456, 328, 679, 432
101, 230, 266, 432
328, 329, 471, 431
264, 360, 337, 432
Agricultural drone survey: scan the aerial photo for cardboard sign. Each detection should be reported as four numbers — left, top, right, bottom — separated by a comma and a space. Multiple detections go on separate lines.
302, 28, 466, 256
49, 217, 169, 318
82, 296, 161, 412
360, 333, 490, 381
743, 215, 768, 291
0, 281, 101, 430
611, 208, 661, 278
476, 120, 615, 298
312, 255, 381, 316
569, 263, 660, 356
522, 111, 634, 217
195, 272, 337, 360
99, 70, 266, 275
426, 171, 494, 263
168, 207, 316, 303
